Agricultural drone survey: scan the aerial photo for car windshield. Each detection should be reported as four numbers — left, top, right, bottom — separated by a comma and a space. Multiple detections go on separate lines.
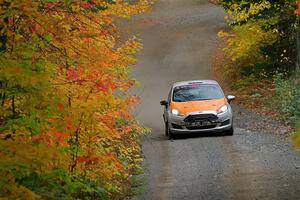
172, 84, 224, 102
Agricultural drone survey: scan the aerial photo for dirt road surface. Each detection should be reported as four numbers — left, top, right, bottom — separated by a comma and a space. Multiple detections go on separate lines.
124, 0, 300, 199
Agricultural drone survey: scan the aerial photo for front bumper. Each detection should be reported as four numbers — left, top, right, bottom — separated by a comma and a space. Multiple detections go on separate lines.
168, 110, 233, 134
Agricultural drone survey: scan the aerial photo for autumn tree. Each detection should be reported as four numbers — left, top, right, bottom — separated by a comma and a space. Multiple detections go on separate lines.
0, 0, 150, 199
219, 0, 297, 76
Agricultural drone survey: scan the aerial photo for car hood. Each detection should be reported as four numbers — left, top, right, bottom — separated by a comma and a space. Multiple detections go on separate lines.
170, 98, 226, 115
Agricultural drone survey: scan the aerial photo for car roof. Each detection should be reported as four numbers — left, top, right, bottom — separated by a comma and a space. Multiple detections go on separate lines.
172, 80, 219, 88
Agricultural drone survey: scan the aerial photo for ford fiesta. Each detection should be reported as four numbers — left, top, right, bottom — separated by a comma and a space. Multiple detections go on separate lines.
160, 80, 235, 139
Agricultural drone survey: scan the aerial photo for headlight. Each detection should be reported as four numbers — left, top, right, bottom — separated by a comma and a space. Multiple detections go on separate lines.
171, 109, 185, 116
217, 105, 228, 114
171, 109, 180, 115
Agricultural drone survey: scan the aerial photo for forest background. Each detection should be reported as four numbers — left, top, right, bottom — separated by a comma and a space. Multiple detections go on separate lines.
217, 0, 300, 147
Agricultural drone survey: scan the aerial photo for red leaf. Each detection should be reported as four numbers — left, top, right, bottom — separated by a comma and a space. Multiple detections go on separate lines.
81, 2, 92, 8
76, 156, 88, 163
45, 3, 59, 9
295, 2, 300, 15
295, 9, 300, 15
57, 102, 64, 110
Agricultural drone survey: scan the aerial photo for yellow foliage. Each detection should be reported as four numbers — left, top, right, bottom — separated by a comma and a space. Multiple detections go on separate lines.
219, 21, 276, 63
226, 1, 271, 24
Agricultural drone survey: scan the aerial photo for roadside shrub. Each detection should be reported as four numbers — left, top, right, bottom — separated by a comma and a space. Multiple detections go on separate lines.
271, 73, 300, 123
17, 169, 109, 200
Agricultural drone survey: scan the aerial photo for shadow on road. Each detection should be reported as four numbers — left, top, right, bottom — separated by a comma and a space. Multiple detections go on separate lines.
169, 132, 230, 140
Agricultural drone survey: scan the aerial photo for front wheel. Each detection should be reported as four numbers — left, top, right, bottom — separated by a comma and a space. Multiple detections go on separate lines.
165, 122, 174, 139
164, 122, 168, 136
225, 126, 234, 136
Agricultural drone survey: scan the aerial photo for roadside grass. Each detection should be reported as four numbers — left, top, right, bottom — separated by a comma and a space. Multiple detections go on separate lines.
124, 164, 147, 199
129, 176, 146, 197
292, 121, 300, 148
123, 134, 149, 199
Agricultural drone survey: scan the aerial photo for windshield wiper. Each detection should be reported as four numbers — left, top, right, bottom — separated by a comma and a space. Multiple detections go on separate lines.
195, 98, 213, 101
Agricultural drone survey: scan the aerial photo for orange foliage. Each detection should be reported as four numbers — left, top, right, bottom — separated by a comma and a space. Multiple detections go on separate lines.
295, 2, 300, 14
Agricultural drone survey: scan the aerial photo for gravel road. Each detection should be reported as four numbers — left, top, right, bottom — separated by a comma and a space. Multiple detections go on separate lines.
124, 0, 300, 199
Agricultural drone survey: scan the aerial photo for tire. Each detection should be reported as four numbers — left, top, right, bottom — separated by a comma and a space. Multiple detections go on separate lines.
168, 129, 174, 140
165, 122, 174, 139
225, 126, 234, 136
164, 122, 168, 137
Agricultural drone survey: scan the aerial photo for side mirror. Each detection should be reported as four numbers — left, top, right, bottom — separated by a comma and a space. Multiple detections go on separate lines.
160, 100, 168, 107
227, 95, 235, 103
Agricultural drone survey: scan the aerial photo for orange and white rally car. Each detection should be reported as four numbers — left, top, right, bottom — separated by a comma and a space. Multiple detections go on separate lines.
160, 80, 235, 139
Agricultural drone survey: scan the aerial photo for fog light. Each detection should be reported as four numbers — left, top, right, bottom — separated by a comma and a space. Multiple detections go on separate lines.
221, 119, 230, 126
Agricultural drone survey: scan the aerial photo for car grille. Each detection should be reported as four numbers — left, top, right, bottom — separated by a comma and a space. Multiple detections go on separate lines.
184, 114, 218, 123
186, 125, 217, 130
